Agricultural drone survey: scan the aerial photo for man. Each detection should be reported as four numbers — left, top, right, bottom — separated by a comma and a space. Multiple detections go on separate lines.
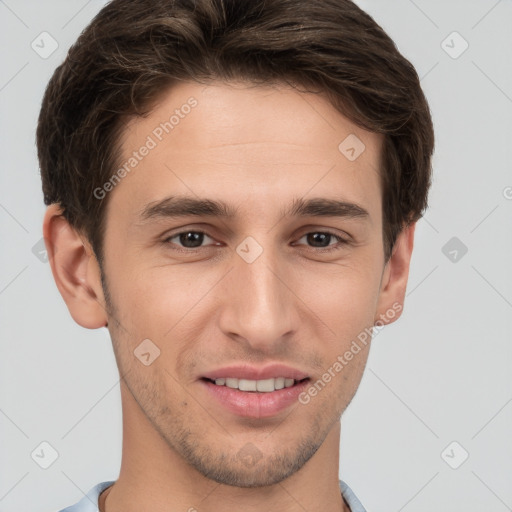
37, 0, 434, 510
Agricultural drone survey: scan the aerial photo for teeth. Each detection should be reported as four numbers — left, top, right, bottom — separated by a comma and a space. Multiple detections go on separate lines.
256, 378, 275, 392
274, 377, 285, 390
212, 377, 298, 392
225, 378, 238, 389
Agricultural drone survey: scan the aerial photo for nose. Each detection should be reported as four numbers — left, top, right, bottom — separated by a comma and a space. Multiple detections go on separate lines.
217, 239, 298, 352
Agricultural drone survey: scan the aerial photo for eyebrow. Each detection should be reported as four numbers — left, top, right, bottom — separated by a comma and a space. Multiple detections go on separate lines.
138, 195, 369, 222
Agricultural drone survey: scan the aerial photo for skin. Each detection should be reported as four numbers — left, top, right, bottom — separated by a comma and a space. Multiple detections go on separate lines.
44, 80, 415, 512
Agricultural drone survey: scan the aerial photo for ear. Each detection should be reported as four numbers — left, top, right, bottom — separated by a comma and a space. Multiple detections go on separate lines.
374, 222, 416, 326
42, 204, 108, 329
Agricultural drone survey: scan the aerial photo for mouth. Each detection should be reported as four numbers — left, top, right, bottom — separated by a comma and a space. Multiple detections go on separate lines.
199, 368, 311, 419
202, 376, 309, 393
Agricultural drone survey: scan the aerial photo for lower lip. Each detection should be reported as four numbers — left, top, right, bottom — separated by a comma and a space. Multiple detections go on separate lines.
201, 379, 310, 419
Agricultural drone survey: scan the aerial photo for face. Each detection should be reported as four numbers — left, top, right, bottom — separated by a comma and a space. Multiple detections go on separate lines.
97, 80, 390, 487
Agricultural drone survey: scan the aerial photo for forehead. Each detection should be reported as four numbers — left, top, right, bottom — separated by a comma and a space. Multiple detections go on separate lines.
123, 80, 380, 152
109, 80, 383, 223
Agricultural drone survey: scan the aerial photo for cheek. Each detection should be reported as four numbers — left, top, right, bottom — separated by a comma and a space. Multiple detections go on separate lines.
297, 259, 382, 335
111, 267, 216, 370
107, 237, 383, 346
109, 262, 195, 327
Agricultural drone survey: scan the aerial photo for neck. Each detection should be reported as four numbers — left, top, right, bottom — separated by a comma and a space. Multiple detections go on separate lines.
104, 380, 350, 512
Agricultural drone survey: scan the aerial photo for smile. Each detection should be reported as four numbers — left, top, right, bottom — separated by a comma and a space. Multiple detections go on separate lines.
207, 377, 305, 392
201, 377, 310, 419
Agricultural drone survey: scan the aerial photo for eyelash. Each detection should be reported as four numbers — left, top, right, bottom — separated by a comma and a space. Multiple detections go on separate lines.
162, 229, 350, 254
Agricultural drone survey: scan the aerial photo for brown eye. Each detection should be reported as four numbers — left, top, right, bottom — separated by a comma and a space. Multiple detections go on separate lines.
164, 230, 216, 250
306, 232, 334, 248
295, 231, 348, 251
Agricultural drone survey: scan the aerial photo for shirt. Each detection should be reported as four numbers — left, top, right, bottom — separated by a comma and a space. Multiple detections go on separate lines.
57, 479, 367, 512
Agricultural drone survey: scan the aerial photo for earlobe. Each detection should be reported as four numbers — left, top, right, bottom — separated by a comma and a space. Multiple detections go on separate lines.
374, 222, 416, 326
43, 204, 108, 329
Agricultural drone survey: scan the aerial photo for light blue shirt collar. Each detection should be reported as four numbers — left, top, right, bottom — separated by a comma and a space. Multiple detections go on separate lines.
58, 479, 366, 511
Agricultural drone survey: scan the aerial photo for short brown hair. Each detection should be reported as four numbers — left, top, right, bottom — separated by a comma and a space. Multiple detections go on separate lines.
36, 0, 434, 263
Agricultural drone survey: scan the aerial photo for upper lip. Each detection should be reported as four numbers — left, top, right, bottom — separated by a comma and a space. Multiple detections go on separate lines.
201, 363, 309, 381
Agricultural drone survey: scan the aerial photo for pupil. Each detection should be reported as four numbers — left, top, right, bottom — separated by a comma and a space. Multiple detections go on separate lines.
177, 232, 331, 249
308, 233, 330, 247
180, 232, 203, 248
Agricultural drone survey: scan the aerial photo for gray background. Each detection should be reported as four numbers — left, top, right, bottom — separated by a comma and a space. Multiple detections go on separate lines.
1, 1, 511, 511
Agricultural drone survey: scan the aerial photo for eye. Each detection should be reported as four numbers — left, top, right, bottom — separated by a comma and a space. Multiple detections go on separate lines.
162, 229, 350, 254
294, 231, 349, 252
163, 230, 217, 251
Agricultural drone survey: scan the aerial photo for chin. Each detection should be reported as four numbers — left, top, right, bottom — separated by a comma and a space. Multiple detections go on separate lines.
183, 435, 323, 488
